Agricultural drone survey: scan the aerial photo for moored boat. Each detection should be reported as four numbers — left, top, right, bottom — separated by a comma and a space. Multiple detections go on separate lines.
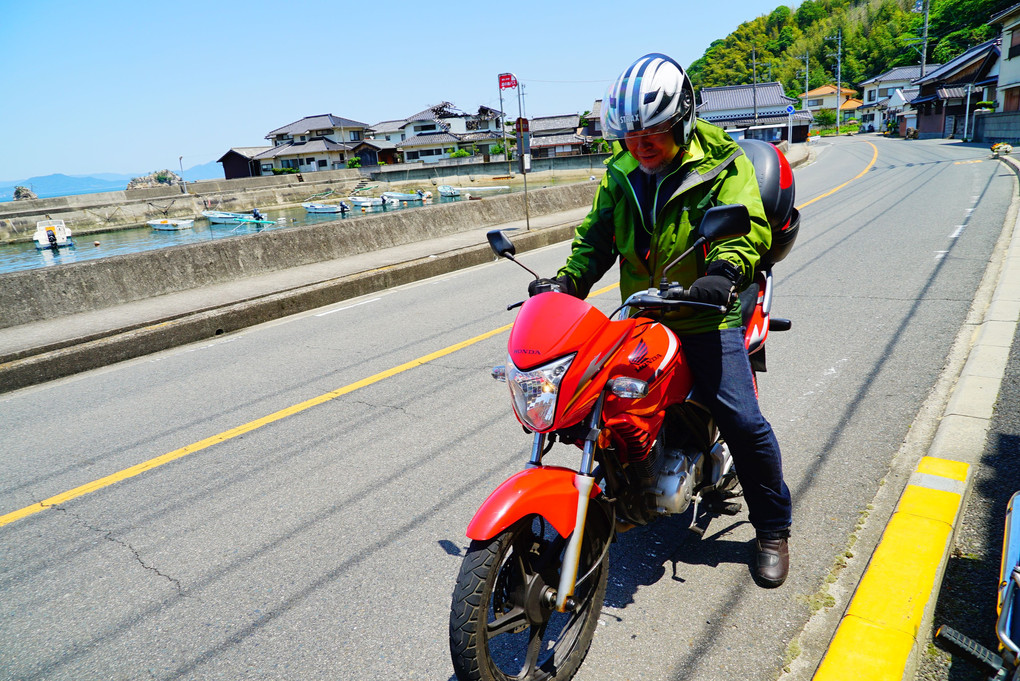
302, 202, 350, 214
453, 185, 510, 193
349, 196, 383, 207
148, 218, 195, 231
438, 185, 460, 197
381, 190, 432, 202
202, 210, 248, 224
33, 219, 75, 250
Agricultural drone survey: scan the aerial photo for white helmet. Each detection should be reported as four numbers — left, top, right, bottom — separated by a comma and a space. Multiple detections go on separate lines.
601, 53, 696, 147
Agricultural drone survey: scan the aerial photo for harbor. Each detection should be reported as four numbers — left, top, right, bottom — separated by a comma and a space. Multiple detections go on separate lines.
0, 188, 514, 275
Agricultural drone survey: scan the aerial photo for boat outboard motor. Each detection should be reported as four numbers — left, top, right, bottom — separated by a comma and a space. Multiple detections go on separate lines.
252, 208, 264, 220
46, 229, 58, 249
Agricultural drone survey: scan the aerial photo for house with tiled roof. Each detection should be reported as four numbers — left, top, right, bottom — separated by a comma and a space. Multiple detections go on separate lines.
216, 146, 273, 179
697, 82, 812, 142
911, 37, 1000, 139
976, 3, 1020, 143
856, 64, 940, 132
253, 114, 371, 174
527, 114, 587, 157
386, 102, 506, 162
798, 85, 861, 122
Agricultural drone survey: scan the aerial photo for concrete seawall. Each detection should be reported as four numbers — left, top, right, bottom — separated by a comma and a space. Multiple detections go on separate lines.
0, 155, 611, 242
0, 182, 597, 329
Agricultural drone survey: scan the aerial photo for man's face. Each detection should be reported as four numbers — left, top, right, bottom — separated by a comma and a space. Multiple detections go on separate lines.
625, 121, 682, 174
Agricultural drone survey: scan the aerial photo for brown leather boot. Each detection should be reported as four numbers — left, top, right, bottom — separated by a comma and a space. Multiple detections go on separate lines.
754, 537, 789, 588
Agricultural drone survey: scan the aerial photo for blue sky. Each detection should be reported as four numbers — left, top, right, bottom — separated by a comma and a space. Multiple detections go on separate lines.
0, 0, 791, 182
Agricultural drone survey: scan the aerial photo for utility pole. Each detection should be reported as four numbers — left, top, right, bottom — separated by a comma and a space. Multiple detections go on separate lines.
827, 28, 843, 128
921, 0, 930, 77
752, 46, 759, 125
962, 82, 973, 141
799, 51, 810, 113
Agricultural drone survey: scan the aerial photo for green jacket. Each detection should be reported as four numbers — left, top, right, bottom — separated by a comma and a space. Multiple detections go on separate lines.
558, 119, 772, 334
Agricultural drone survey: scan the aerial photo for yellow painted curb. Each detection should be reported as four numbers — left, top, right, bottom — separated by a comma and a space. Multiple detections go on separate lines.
812, 459, 969, 681
814, 616, 915, 681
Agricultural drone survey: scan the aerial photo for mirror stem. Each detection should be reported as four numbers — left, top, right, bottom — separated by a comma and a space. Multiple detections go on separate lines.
661, 236, 706, 281
505, 254, 543, 280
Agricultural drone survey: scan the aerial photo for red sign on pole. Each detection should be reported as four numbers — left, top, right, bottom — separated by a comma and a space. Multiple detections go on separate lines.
498, 73, 518, 90
515, 117, 529, 133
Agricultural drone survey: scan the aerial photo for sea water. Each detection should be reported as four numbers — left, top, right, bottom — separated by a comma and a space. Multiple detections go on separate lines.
0, 192, 507, 275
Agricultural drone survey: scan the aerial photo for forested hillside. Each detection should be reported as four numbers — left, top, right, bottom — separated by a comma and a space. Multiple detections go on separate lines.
687, 0, 1007, 100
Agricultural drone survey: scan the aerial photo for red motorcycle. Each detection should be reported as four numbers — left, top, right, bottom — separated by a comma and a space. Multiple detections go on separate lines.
449, 139, 798, 681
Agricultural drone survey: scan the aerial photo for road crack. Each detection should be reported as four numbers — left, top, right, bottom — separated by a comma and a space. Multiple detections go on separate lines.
49, 505, 187, 596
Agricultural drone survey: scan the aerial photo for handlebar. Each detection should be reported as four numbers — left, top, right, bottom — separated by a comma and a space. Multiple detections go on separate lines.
617, 287, 730, 316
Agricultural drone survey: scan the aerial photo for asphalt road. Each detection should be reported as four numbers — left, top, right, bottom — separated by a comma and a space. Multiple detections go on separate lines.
0, 136, 1011, 680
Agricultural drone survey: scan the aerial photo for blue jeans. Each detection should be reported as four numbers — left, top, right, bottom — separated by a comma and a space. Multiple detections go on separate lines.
678, 327, 792, 538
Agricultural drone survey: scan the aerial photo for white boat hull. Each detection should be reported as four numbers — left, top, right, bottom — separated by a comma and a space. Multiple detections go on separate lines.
33, 220, 74, 250
303, 202, 350, 214
148, 218, 195, 231
202, 211, 248, 224
349, 197, 383, 207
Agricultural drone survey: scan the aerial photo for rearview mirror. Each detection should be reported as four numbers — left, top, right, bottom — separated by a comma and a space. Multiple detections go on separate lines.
698, 204, 751, 242
487, 230, 516, 258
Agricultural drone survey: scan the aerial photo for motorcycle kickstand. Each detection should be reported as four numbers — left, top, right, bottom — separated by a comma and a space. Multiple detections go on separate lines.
688, 494, 706, 538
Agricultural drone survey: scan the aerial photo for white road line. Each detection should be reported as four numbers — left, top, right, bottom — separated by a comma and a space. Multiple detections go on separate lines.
314, 297, 381, 317
949, 226, 965, 239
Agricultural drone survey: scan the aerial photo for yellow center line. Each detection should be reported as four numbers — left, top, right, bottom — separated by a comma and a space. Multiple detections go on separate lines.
796, 141, 878, 210
1, 139, 878, 528
0, 282, 620, 529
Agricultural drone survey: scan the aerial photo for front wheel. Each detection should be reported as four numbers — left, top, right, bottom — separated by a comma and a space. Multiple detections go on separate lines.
449, 514, 610, 681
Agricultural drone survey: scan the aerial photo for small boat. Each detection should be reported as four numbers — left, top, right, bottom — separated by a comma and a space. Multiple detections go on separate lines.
381, 190, 432, 202
148, 218, 195, 231
453, 185, 510, 193
202, 210, 248, 224
438, 185, 460, 197
33, 219, 75, 250
349, 196, 383, 207
302, 202, 350, 214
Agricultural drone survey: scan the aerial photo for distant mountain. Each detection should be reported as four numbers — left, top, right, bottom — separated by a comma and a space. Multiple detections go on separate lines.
0, 174, 127, 201
181, 161, 222, 182
0, 162, 225, 201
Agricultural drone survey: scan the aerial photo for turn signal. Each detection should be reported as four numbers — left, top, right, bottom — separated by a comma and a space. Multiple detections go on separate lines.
610, 377, 648, 398
491, 366, 507, 382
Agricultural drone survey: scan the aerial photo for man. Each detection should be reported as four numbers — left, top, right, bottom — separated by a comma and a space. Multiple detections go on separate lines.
531, 53, 792, 587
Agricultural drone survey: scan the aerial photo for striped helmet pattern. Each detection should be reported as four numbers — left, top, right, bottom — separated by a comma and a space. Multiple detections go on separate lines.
601, 53, 696, 146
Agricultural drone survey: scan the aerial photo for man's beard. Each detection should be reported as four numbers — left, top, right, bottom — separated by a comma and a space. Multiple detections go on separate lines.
638, 160, 673, 175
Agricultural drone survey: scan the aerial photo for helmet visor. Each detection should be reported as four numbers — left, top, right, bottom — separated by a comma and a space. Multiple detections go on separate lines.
614, 119, 680, 143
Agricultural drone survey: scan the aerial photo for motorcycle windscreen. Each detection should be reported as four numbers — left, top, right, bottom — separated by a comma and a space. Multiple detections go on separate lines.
508, 293, 612, 371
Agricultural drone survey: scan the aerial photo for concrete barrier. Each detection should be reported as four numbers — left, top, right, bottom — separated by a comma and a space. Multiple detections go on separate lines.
0, 182, 597, 329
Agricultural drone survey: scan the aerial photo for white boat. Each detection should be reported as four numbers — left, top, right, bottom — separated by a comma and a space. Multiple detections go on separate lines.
33, 219, 75, 250
453, 185, 510, 193
202, 210, 248, 224
148, 218, 195, 231
438, 185, 460, 197
381, 190, 432, 202
302, 201, 350, 214
349, 196, 383, 207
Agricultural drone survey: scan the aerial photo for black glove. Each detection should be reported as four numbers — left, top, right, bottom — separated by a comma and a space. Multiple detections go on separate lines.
687, 260, 741, 307
527, 275, 576, 297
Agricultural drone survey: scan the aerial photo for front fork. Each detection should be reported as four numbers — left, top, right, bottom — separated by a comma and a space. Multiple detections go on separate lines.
546, 393, 605, 612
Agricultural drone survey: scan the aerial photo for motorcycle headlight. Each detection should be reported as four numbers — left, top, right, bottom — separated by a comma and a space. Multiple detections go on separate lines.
507, 354, 574, 432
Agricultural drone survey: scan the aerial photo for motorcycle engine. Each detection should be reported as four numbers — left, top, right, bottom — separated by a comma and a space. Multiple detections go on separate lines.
648, 446, 703, 516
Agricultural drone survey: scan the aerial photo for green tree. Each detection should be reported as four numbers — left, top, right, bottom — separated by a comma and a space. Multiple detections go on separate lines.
814, 109, 837, 130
